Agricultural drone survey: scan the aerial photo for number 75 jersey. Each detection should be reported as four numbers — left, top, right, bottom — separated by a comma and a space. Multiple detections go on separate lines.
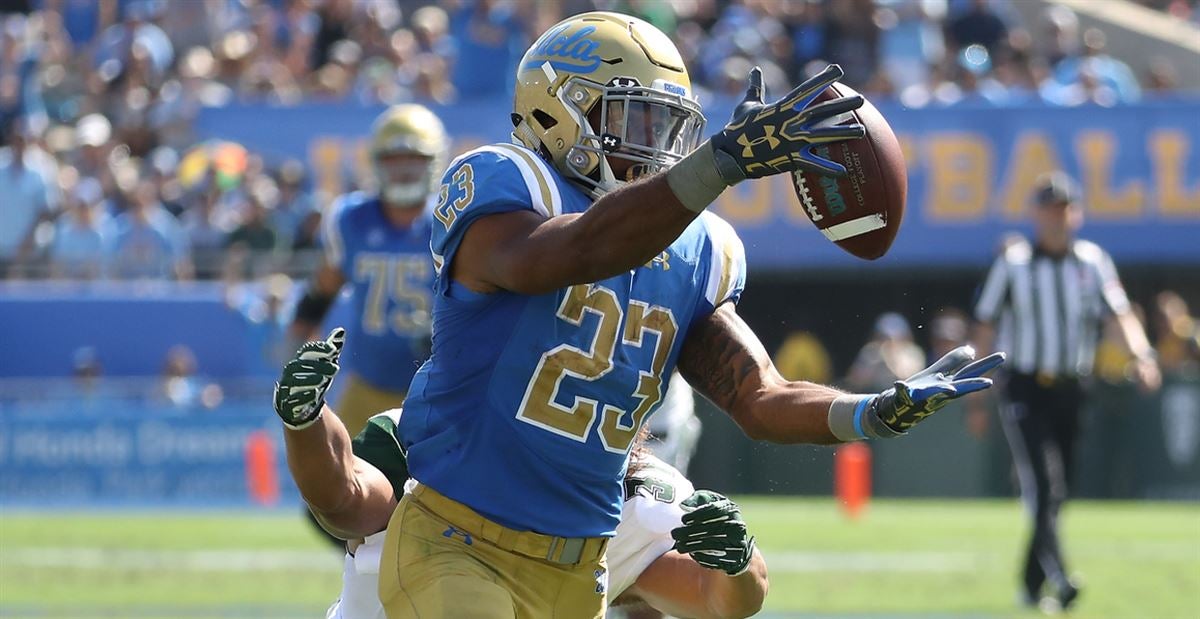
399, 143, 746, 538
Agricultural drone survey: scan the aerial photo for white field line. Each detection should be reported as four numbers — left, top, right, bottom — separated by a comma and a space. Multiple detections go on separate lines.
3, 543, 1195, 574
1, 547, 343, 572
767, 550, 992, 573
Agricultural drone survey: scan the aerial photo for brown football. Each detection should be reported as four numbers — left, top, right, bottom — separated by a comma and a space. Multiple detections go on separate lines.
790, 82, 906, 260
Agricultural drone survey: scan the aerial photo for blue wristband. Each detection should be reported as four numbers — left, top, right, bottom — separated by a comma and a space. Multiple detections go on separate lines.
852, 397, 871, 439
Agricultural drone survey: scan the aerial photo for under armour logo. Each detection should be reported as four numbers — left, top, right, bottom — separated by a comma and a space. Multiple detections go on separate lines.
594, 568, 608, 595
737, 125, 781, 158
442, 526, 473, 545
643, 251, 670, 270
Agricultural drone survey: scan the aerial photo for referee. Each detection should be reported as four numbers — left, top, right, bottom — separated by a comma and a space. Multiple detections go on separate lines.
971, 172, 1160, 612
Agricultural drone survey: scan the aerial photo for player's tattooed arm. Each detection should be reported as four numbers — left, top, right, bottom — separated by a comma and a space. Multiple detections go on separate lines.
678, 303, 843, 445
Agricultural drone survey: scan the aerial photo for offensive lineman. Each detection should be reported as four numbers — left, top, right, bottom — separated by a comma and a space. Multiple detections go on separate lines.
290, 104, 445, 438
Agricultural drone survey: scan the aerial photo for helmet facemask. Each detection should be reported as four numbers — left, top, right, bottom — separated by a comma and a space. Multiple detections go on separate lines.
374, 151, 438, 209
559, 76, 705, 198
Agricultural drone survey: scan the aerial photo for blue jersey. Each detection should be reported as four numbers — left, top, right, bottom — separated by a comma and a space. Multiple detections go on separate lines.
321, 193, 435, 392
399, 144, 746, 537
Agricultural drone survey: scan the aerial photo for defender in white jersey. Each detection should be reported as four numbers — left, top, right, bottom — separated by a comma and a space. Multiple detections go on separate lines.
273, 330, 767, 619
327, 440, 751, 619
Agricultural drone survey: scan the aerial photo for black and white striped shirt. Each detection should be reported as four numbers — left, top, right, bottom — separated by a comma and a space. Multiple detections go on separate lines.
974, 237, 1131, 378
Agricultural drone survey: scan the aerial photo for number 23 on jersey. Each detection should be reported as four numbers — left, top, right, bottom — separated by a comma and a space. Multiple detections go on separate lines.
517, 283, 678, 455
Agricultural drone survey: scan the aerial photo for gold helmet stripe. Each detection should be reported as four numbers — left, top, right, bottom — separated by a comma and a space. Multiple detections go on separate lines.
489, 144, 562, 218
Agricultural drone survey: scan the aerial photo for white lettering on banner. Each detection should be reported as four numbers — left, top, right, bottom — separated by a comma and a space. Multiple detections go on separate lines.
137, 421, 254, 465
9, 426, 134, 467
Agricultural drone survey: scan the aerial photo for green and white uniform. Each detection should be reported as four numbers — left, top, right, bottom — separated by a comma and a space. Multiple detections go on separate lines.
326, 410, 693, 619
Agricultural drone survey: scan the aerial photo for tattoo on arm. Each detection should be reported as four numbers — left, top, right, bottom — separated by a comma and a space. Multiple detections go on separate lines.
678, 303, 771, 415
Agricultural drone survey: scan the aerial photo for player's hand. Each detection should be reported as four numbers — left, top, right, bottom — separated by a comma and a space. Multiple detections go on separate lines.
868, 346, 1006, 436
671, 490, 757, 577
272, 328, 345, 430
709, 64, 865, 182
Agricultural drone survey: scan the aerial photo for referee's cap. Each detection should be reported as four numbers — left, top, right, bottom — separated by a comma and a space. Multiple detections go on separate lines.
1034, 171, 1080, 206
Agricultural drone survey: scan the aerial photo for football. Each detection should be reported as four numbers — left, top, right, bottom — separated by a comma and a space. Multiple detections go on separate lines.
790, 82, 906, 260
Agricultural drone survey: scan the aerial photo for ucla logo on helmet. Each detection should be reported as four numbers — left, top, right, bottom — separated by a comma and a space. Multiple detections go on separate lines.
523, 24, 604, 74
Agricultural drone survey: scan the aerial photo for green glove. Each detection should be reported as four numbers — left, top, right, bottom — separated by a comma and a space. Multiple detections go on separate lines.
272, 328, 344, 430
670, 490, 757, 577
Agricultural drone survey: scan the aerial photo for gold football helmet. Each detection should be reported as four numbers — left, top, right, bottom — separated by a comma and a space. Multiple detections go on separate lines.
512, 12, 706, 198
370, 104, 448, 208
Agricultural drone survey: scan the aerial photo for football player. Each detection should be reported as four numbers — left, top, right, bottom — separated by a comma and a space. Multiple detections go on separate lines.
272, 330, 768, 619
279, 12, 1004, 618
645, 372, 702, 475
290, 104, 446, 438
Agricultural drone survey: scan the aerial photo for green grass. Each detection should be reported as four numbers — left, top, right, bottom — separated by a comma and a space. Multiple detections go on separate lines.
1, 499, 1198, 618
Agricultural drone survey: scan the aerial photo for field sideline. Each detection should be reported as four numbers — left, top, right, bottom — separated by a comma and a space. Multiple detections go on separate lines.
2, 498, 1197, 619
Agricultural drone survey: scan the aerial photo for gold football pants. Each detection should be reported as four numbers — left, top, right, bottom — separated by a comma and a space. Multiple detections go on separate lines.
379, 484, 608, 619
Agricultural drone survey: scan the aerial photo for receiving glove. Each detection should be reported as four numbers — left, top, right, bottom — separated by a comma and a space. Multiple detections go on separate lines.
272, 328, 344, 430
830, 346, 1006, 440
709, 63, 866, 181
671, 490, 757, 577
666, 64, 866, 212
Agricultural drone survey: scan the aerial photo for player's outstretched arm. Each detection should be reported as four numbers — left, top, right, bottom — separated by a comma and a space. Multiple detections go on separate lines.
454, 66, 865, 297
626, 549, 768, 619
678, 304, 1005, 443
625, 490, 768, 619
273, 329, 396, 539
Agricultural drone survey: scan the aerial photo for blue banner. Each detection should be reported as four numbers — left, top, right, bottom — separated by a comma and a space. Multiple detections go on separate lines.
197, 99, 1200, 267
0, 404, 301, 507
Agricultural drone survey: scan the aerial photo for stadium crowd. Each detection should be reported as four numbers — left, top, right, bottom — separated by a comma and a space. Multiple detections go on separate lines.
0, 0, 1196, 282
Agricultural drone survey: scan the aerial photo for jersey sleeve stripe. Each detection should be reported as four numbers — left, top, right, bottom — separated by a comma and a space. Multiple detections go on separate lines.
489, 144, 561, 217
431, 250, 445, 276
702, 213, 744, 307
716, 240, 736, 304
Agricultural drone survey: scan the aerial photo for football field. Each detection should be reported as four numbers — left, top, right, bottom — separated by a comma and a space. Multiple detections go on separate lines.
2, 498, 1197, 618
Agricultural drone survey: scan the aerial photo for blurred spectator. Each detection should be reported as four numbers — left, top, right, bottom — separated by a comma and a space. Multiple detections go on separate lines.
1038, 4, 1080, 68
1152, 291, 1200, 374
0, 120, 55, 275
181, 180, 234, 279
447, 0, 527, 99
68, 345, 105, 402
160, 344, 222, 408
936, 43, 1007, 105
225, 183, 280, 255
108, 178, 192, 279
226, 272, 295, 377
271, 159, 317, 249
822, 0, 880, 88
773, 330, 834, 385
946, 0, 1008, 57
49, 175, 110, 279
1144, 56, 1181, 94
845, 312, 926, 392
1048, 28, 1141, 105
929, 308, 970, 359
876, 0, 946, 93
